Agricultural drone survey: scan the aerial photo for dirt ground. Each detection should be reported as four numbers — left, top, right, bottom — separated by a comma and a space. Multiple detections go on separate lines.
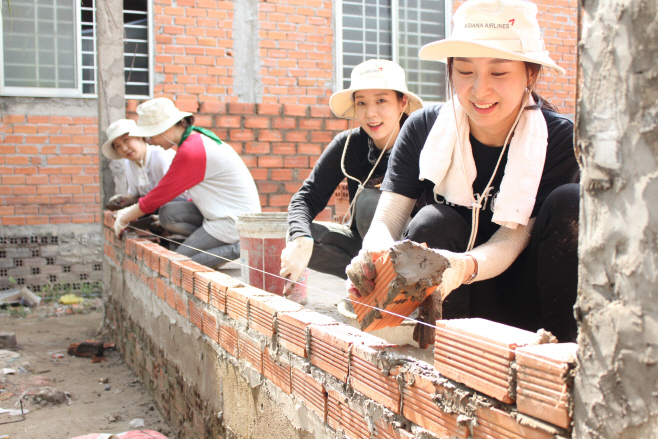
0, 302, 173, 439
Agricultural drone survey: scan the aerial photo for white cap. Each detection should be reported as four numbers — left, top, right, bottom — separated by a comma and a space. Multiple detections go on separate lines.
130, 97, 192, 138
419, 0, 565, 75
329, 59, 424, 119
102, 119, 138, 160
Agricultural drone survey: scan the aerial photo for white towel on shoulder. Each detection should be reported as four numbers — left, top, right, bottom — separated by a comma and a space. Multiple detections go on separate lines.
418, 96, 548, 229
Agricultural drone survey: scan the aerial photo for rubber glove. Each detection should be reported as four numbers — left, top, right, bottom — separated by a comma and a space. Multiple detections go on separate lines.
113, 204, 144, 237
345, 249, 380, 297
280, 236, 314, 295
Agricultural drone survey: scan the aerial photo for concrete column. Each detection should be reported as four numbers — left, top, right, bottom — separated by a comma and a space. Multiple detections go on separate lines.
96, 0, 126, 208
574, 0, 658, 437
233, 0, 263, 103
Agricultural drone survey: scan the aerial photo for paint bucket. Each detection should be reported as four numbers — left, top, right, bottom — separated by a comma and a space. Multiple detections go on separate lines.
235, 213, 290, 296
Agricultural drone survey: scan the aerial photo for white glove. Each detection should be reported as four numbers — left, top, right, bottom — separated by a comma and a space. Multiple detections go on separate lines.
433, 249, 468, 300
345, 249, 381, 297
280, 237, 314, 294
113, 204, 143, 237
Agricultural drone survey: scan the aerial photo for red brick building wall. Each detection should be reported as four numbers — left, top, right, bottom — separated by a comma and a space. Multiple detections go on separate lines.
1, 0, 578, 228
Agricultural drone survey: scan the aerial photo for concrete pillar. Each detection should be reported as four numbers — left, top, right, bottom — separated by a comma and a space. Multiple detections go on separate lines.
233, 0, 263, 103
96, 0, 126, 208
574, 0, 658, 437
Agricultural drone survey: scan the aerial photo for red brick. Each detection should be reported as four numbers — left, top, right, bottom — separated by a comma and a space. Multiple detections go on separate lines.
350, 343, 400, 413
291, 367, 327, 421
257, 103, 282, 116
202, 310, 219, 342
258, 156, 283, 168
228, 103, 256, 115
283, 104, 307, 117
263, 347, 291, 394
219, 321, 239, 357
327, 389, 369, 439
238, 333, 263, 374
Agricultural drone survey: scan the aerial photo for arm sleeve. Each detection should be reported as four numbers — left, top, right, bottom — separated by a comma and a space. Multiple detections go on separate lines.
362, 191, 415, 252
468, 218, 535, 280
287, 132, 354, 241
138, 138, 206, 214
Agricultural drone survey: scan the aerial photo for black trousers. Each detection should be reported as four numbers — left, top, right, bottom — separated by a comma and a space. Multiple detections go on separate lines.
405, 183, 579, 342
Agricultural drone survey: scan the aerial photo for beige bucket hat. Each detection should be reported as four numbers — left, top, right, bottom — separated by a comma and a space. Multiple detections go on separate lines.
102, 119, 137, 160
419, 0, 565, 76
130, 97, 192, 138
330, 59, 424, 119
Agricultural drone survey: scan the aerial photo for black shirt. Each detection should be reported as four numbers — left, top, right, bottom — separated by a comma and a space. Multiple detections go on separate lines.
381, 104, 579, 245
287, 128, 389, 241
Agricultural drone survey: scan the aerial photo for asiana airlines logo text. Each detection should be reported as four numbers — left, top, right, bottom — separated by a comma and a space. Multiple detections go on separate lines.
465, 22, 511, 29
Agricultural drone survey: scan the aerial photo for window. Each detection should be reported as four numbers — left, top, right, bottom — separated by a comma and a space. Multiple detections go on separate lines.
1, 0, 152, 98
336, 0, 450, 102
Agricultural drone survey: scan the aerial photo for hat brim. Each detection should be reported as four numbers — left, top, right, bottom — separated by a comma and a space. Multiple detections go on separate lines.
329, 87, 424, 119
130, 112, 193, 138
102, 131, 129, 160
419, 40, 566, 76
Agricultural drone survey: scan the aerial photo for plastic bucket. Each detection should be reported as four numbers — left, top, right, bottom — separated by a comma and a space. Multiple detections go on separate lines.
235, 213, 289, 296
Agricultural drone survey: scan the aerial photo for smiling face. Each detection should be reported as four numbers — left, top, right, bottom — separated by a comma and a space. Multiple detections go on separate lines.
353, 89, 409, 150
112, 134, 147, 162
451, 57, 533, 146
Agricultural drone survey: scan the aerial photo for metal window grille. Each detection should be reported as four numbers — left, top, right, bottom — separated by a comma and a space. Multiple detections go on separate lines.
80, 0, 150, 97
338, 0, 448, 102
1, 0, 77, 89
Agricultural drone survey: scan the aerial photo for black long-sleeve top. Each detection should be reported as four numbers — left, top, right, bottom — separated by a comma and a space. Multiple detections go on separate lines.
287, 128, 389, 241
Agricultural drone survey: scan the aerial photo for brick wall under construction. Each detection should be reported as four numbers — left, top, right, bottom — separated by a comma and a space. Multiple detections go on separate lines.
103, 210, 577, 439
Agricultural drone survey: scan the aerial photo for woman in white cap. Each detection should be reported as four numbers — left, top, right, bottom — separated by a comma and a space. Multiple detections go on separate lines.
347, 0, 580, 345
113, 98, 261, 268
280, 59, 423, 294
102, 119, 185, 211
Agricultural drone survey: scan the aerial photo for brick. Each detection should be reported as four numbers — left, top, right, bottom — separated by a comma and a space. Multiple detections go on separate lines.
263, 347, 291, 394
258, 103, 282, 116
309, 324, 358, 382
400, 370, 469, 438
226, 285, 273, 322
238, 332, 263, 374
202, 310, 219, 342
188, 299, 202, 330
228, 102, 256, 115
193, 271, 215, 302
473, 407, 553, 439
373, 419, 415, 439
165, 285, 177, 309
292, 367, 326, 421
434, 319, 543, 404
515, 343, 577, 429
283, 104, 307, 117
219, 321, 239, 357
180, 260, 213, 294
349, 343, 400, 413
276, 310, 336, 357
327, 389, 369, 439
248, 295, 302, 338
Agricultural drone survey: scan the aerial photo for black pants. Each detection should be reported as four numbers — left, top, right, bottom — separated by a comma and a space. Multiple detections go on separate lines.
405, 183, 579, 342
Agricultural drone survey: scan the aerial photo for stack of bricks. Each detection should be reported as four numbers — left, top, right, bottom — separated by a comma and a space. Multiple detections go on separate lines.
103, 210, 574, 438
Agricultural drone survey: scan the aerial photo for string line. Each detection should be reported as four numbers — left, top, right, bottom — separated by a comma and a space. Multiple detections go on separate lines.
122, 224, 573, 367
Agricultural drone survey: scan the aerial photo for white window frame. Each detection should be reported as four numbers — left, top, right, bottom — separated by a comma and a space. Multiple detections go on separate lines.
334, 0, 452, 104
0, 0, 153, 99
0, 0, 83, 97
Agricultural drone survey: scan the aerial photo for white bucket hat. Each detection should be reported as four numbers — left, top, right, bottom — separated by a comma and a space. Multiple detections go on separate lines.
330, 59, 424, 119
102, 119, 138, 160
419, 0, 565, 76
130, 97, 192, 138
